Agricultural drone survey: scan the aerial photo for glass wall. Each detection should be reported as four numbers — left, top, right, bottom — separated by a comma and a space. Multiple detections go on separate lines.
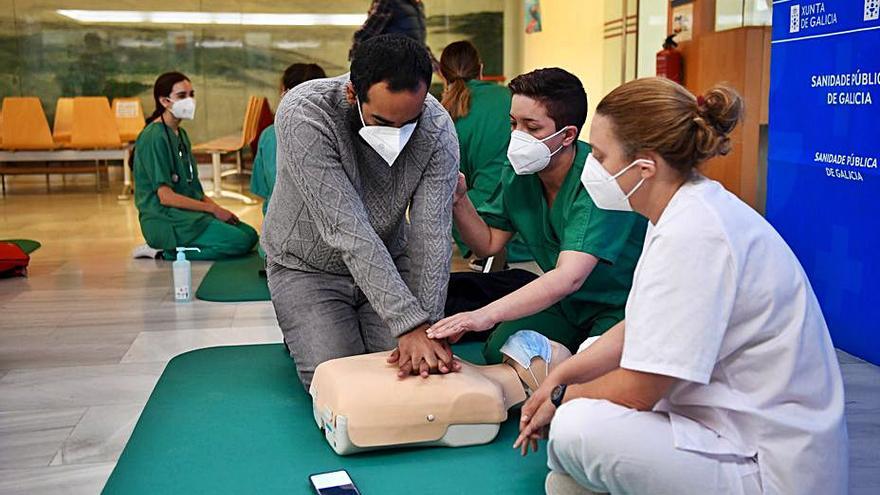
636, 0, 668, 78
0, 0, 504, 143
716, 0, 772, 32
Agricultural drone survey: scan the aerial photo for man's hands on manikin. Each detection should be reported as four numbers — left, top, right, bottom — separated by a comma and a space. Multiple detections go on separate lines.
388, 323, 462, 378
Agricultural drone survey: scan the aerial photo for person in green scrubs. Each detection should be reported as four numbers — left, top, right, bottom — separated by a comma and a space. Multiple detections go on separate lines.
438, 41, 531, 264
251, 64, 326, 215
427, 68, 647, 363
134, 71, 258, 261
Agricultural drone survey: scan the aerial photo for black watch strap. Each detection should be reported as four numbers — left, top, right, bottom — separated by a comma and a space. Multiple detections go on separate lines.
550, 384, 567, 408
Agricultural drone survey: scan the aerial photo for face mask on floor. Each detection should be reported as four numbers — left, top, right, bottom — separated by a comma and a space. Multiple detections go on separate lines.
356, 96, 416, 166
500, 330, 553, 385
507, 128, 567, 175
580, 153, 652, 211
169, 97, 196, 120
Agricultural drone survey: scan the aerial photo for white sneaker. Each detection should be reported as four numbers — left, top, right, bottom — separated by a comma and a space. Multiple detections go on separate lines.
132, 243, 162, 259
545, 471, 603, 495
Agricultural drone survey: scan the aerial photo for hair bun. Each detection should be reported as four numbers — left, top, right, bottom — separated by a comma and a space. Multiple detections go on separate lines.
694, 85, 744, 159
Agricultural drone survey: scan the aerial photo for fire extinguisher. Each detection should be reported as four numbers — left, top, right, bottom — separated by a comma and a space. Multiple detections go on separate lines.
656, 35, 683, 84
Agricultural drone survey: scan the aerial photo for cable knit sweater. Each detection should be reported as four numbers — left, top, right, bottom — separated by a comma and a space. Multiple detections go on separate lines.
262, 74, 459, 337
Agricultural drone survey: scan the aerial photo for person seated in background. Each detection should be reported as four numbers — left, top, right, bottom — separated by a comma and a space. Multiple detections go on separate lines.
428, 68, 647, 364
132, 71, 258, 260
438, 40, 532, 269
250, 63, 326, 258
262, 35, 460, 389
515, 79, 847, 495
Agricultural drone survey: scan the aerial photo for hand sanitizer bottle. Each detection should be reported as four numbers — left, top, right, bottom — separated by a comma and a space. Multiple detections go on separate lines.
173, 247, 201, 302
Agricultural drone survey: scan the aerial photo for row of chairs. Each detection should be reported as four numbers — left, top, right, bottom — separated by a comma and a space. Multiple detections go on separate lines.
0, 94, 273, 202
0, 96, 145, 150
0, 96, 142, 197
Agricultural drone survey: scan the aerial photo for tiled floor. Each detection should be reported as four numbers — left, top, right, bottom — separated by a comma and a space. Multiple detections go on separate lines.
0, 173, 282, 494
0, 173, 877, 494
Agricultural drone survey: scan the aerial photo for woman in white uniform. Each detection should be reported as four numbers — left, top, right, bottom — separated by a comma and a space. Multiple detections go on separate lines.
515, 78, 848, 495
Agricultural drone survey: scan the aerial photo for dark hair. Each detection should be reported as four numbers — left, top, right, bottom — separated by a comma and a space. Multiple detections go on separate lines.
349, 34, 432, 102
440, 41, 481, 120
508, 68, 588, 132
147, 71, 190, 123
282, 63, 326, 91
348, 0, 426, 61
596, 78, 744, 175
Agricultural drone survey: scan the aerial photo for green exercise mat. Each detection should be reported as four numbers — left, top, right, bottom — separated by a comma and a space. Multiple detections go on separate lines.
103, 343, 549, 495
195, 252, 269, 302
1, 239, 41, 254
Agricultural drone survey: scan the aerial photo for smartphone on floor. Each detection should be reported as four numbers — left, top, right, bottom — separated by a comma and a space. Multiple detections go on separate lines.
309, 470, 361, 495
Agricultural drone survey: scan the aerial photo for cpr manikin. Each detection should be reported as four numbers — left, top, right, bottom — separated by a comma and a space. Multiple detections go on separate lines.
309, 331, 571, 455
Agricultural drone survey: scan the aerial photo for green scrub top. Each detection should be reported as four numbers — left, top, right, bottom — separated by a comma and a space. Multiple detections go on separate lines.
455, 80, 510, 210
134, 122, 213, 250
452, 79, 531, 261
250, 124, 277, 216
478, 140, 647, 324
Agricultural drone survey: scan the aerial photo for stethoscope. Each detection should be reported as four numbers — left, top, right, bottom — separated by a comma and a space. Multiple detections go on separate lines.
160, 113, 194, 184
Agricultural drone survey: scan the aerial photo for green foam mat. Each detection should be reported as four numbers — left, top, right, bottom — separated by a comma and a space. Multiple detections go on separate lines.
195, 252, 269, 302
1, 239, 41, 254
103, 343, 548, 494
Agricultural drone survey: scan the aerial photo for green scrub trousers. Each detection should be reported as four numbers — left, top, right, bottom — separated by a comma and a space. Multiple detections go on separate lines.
162, 220, 258, 261
483, 302, 624, 364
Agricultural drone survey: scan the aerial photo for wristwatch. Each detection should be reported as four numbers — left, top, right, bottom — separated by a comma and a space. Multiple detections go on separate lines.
550, 384, 568, 408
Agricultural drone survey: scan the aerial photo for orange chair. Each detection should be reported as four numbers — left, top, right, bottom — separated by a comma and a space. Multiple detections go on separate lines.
0, 97, 130, 195
112, 98, 145, 143
70, 97, 123, 149
0, 97, 57, 150
52, 97, 74, 145
192, 95, 268, 204
193, 95, 264, 165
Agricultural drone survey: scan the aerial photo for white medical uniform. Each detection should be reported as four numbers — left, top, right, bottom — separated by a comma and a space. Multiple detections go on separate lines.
548, 175, 848, 495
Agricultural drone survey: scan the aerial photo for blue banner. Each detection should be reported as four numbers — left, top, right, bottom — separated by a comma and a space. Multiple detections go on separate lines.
767, 0, 880, 364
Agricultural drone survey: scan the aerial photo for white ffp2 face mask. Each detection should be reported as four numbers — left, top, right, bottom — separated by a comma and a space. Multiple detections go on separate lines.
356, 96, 416, 166
506, 128, 568, 175
580, 153, 652, 212
169, 97, 196, 120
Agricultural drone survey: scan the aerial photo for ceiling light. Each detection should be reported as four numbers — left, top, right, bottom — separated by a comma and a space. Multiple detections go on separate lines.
57, 10, 366, 27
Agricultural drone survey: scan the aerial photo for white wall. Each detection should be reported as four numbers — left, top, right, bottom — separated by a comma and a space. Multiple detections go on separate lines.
519, 0, 607, 138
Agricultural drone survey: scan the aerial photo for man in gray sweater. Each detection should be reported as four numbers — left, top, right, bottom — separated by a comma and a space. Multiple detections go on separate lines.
262, 34, 460, 388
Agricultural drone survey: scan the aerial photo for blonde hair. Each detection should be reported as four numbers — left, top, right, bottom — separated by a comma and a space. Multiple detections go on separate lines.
440, 41, 481, 120
596, 77, 744, 175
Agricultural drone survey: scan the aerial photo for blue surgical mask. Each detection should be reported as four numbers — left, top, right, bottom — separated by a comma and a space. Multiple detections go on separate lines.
500, 330, 553, 384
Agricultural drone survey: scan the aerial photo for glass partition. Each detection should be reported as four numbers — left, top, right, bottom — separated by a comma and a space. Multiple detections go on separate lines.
716, 0, 772, 32
0, 0, 504, 143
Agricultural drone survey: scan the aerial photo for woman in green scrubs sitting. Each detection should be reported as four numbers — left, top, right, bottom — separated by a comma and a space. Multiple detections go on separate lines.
251, 63, 326, 217
439, 41, 531, 264
134, 71, 258, 260
428, 68, 647, 363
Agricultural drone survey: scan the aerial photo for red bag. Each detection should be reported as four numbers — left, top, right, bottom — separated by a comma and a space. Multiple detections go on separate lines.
0, 242, 30, 278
